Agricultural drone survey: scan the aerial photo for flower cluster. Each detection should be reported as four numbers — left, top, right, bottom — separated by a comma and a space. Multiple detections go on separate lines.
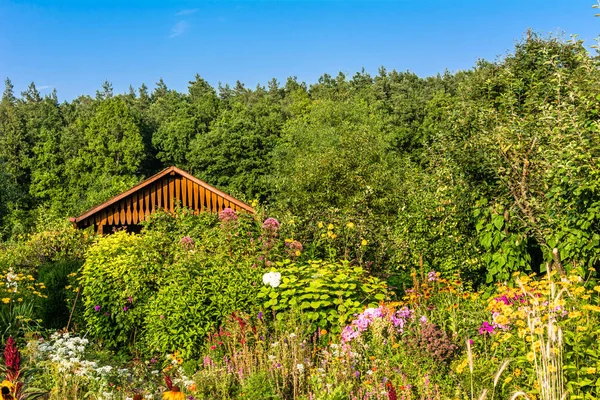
0, 268, 46, 304
262, 218, 280, 234
427, 271, 438, 282
284, 239, 303, 258
35, 332, 127, 379
218, 207, 238, 223
179, 236, 195, 250
404, 321, 458, 364
341, 305, 414, 342
262, 272, 281, 288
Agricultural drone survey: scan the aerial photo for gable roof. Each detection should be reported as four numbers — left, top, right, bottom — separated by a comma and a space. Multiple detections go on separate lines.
70, 166, 254, 225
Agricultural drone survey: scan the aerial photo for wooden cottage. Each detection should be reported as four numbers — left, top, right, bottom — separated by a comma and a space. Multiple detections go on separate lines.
69, 166, 254, 234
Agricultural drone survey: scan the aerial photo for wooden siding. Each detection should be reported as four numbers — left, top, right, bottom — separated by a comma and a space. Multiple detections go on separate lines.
70, 167, 253, 233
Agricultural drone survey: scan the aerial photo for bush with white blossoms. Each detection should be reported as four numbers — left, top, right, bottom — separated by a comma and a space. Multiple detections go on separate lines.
29, 332, 130, 398
262, 271, 281, 288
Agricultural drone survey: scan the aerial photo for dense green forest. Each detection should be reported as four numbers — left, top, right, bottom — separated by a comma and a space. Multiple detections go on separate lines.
1, 33, 599, 285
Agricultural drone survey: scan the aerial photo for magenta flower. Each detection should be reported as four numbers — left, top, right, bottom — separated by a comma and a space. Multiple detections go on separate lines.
94, 305, 101, 312
219, 208, 238, 223
479, 321, 494, 335
262, 218, 280, 233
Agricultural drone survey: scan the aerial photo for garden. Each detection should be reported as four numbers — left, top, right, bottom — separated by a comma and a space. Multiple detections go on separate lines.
0, 204, 598, 400
1, 18, 600, 400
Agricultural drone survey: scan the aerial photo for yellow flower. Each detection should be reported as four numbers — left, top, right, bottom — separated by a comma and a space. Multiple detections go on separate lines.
586, 367, 597, 374
295, 250, 301, 256
513, 368, 522, 377
570, 311, 583, 319
526, 352, 535, 363
346, 222, 355, 229
1, 298, 10, 304
583, 305, 600, 312
327, 223, 334, 230
1, 379, 13, 394
317, 222, 324, 228
163, 387, 185, 400
455, 358, 468, 374
361, 239, 368, 246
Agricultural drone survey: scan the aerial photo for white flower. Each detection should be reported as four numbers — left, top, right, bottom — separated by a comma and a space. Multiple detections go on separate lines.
262, 272, 281, 288
289, 333, 296, 339
268, 355, 276, 362
296, 363, 304, 372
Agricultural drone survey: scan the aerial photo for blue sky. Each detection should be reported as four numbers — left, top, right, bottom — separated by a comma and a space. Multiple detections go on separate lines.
0, 0, 598, 101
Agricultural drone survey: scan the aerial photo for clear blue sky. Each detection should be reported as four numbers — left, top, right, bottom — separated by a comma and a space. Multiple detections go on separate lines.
0, 0, 598, 101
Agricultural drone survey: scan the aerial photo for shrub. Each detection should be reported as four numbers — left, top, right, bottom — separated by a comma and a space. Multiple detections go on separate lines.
258, 259, 387, 332
80, 231, 162, 348
144, 253, 262, 358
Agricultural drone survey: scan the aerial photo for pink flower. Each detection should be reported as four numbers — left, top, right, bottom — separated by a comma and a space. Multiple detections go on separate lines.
262, 218, 280, 233
180, 236, 195, 250
427, 271, 438, 282
219, 208, 238, 223
479, 321, 494, 335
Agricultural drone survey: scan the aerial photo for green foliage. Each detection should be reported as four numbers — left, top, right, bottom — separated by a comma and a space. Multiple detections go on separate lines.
80, 231, 160, 348
474, 200, 531, 283
36, 260, 83, 329
189, 85, 284, 201
144, 252, 262, 358
2, 30, 600, 297
258, 259, 387, 332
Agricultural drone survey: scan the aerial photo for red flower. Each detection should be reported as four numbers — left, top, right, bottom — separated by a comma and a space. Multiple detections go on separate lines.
387, 382, 397, 400
164, 373, 173, 391
4, 337, 20, 382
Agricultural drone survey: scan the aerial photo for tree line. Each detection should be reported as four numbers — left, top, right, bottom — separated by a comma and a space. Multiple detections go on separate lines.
1, 33, 599, 284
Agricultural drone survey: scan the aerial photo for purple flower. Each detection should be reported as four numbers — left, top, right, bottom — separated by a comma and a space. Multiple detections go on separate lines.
427, 271, 438, 282
258, 312, 263, 321
105, 312, 110, 316
219, 208, 238, 223
262, 218, 280, 233
180, 236, 195, 250
355, 371, 360, 378
94, 305, 101, 312
203, 355, 214, 368
479, 321, 494, 335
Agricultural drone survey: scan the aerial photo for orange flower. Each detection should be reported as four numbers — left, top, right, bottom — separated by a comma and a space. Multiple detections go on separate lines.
163, 386, 185, 400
